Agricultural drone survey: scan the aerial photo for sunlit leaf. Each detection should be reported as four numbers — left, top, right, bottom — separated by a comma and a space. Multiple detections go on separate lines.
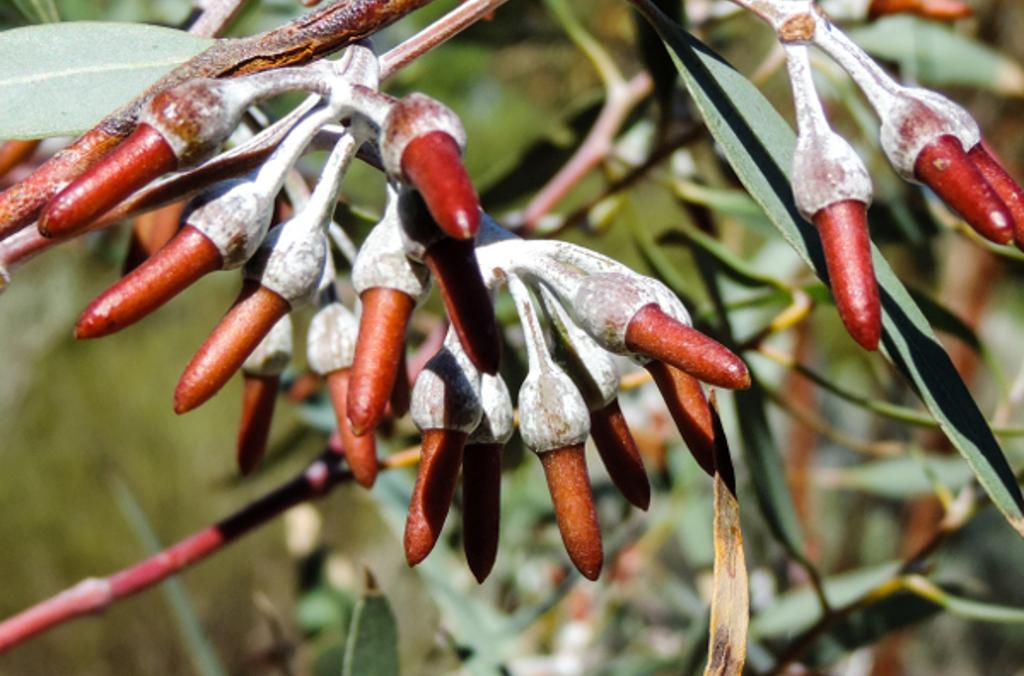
12, 0, 58, 24
0, 22, 212, 139
633, 0, 1024, 538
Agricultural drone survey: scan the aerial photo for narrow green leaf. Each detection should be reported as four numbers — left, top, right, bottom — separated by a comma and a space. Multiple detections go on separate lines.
0, 22, 212, 140
849, 16, 1024, 97
733, 381, 807, 561
819, 455, 974, 499
111, 478, 226, 676
342, 573, 400, 676
632, 0, 1024, 537
905, 576, 1024, 624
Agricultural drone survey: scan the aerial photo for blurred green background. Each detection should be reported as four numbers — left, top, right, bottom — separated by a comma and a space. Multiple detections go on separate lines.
3, 0, 1024, 673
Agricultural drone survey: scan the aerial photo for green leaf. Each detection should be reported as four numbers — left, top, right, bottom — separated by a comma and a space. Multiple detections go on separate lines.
12, 0, 58, 24
733, 382, 808, 562
849, 16, 1024, 97
632, 0, 1024, 537
342, 573, 400, 676
752, 562, 901, 638
0, 22, 212, 140
819, 455, 974, 499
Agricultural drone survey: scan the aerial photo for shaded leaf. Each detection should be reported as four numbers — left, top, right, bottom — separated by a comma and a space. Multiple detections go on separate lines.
633, 1, 1024, 537
342, 573, 400, 676
0, 22, 212, 139
819, 455, 973, 499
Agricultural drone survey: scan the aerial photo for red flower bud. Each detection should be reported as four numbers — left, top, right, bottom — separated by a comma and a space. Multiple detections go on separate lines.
967, 143, 1024, 249
0, 127, 124, 239
405, 429, 467, 566
645, 361, 716, 476
76, 225, 222, 340
461, 442, 503, 583
868, 0, 972, 21
236, 375, 279, 476
347, 287, 415, 436
326, 368, 379, 488
814, 200, 881, 351
401, 131, 480, 240
389, 354, 412, 419
624, 305, 750, 389
174, 282, 290, 414
39, 124, 178, 238
539, 444, 603, 580
422, 237, 501, 375
915, 134, 1014, 245
589, 399, 650, 510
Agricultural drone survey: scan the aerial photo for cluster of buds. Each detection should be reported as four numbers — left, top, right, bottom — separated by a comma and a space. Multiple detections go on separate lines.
0, 37, 748, 582
394, 213, 749, 581
732, 0, 1024, 351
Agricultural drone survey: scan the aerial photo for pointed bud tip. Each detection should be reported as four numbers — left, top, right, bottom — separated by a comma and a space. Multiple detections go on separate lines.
75, 225, 221, 340
916, 135, 1014, 245
626, 305, 749, 390
38, 124, 176, 239
589, 401, 650, 510
540, 444, 604, 581
401, 131, 480, 240
813, 201, 882, 352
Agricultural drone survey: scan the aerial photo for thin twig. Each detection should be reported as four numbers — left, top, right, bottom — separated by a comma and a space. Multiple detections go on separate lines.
0, 447, 420, 653
518, 73, 653, 234
189, 0, 252, 37
379, 0, 511, 79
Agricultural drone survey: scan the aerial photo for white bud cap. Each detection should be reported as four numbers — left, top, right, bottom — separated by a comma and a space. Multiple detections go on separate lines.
793, 130, 872, 219
468, 373, 514, 445
352, 187, 431, 298
518, 366, 591, 454
245, 215, 328, 307
242, 314, 293, 377
185, 177, 275, 268
379, 93, 467, 180
879, 88, 981, 180
540, 288, 619, 409
307, 302, 359, 375
142, 78, 255, 166
572, 273, 689, 354
411, 337, 483, 433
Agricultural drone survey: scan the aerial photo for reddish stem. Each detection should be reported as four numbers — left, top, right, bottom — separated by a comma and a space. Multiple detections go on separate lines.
0, 454, 343, 653
0, 127, 126, 240
868, 0, 971, 20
